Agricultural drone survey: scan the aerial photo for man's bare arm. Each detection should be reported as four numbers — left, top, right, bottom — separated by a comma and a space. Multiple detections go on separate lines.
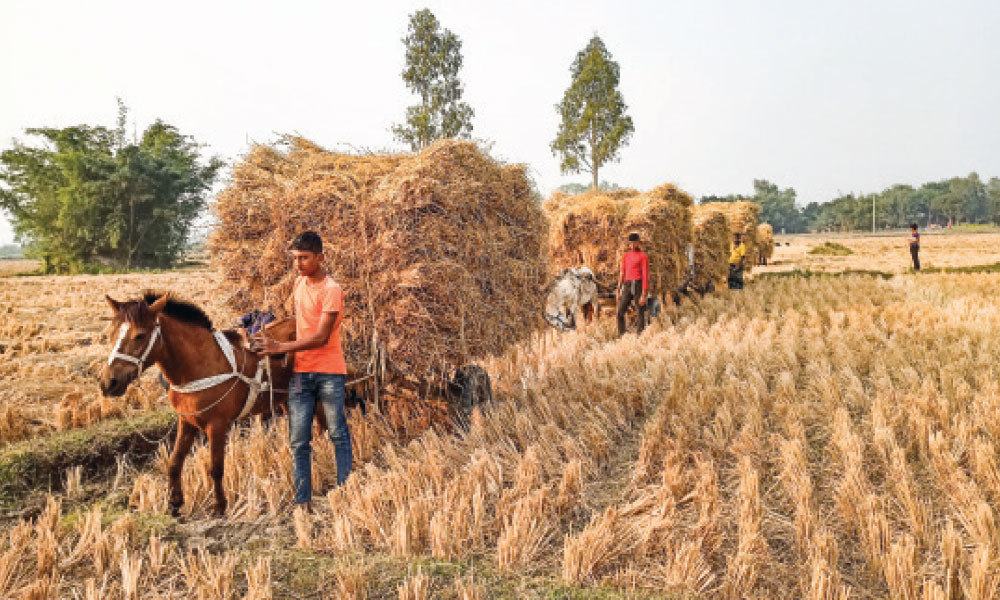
259, 312, 337, 355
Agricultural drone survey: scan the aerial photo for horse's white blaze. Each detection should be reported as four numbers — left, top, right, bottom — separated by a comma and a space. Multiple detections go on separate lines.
108, 322, 131, 366
107, 322, 160, 371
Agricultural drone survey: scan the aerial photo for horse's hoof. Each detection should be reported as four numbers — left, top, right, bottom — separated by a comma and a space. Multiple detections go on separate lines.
210, 505, 227, 519
169, 505, 182, 518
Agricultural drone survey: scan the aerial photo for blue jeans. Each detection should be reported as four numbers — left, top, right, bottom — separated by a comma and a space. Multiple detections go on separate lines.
289, 372, 352, 504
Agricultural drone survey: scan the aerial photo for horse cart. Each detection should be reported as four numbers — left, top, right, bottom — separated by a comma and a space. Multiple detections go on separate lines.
254, 318, 494, 426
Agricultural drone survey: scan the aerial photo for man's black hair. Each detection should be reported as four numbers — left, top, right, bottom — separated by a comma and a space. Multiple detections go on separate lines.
910, 223, 918, 230
290, 231, 323, 254
628, 232, 640, 242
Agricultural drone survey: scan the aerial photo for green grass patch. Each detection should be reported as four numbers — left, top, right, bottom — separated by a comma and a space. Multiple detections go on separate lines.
0, 409, 175, 514
920, 262, 1000, 274
807, 241, 854, 256
756, 268, 894, 280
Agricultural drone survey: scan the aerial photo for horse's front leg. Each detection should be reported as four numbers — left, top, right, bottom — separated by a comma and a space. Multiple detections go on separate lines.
168, 419, 198, 517
206, 420, 229, 517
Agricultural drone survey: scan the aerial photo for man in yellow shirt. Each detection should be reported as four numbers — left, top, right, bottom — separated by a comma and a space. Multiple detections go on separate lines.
728, 232, 747, 290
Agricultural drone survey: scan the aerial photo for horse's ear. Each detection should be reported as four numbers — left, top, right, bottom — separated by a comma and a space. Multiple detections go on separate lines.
105, 295, 121, 317
148, 293, 169, 316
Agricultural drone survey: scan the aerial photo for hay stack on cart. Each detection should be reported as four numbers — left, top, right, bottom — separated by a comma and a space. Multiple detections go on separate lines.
757, 223, 775, 265
210, 137, 549, 417
699, 201, 761, 273
545, 184, 693, 306
690, 206, 730, 292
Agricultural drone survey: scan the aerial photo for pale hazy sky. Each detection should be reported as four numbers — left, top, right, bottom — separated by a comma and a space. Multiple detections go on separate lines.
2, 0, 999, 245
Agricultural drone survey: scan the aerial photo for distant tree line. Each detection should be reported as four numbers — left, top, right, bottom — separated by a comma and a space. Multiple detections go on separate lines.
702, 174, 1000, 233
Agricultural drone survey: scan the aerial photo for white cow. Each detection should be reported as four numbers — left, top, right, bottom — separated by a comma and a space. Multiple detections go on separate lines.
544, 266, 599, 331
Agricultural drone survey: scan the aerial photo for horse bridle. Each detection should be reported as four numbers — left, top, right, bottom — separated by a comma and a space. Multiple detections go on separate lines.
107, 321, 162, 374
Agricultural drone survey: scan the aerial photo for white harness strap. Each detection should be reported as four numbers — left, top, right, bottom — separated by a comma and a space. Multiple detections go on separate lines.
109, 321, 267, 421
107, 323, 161, 373
170, 331, 267, 420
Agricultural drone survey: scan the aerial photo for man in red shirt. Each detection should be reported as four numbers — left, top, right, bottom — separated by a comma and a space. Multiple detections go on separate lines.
258, 231, 352, 510
616, 232, 649, 335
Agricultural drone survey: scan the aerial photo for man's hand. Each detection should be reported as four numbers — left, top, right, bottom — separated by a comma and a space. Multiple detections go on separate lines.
639, 292, 647, 307
254, 336, 285, 356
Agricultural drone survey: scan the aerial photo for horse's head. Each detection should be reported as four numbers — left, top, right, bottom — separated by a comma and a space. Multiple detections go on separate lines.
99, 293, 168, 397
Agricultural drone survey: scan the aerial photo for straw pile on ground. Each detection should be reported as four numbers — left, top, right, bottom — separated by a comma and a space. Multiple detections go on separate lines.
209, 137, 549, 379
545, 184, 692, 297
690, 206, 730, 291
699, 201, 761, 273
757, 223, 775, 263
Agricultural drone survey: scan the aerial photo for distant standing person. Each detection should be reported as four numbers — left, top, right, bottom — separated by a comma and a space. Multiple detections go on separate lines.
258, 231, 352, 511
616, 232, 649, 335
909, 223, 920, 271
728, 232, 747, 289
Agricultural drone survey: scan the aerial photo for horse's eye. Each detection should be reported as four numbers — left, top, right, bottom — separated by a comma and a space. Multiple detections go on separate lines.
134, 333, 147, 341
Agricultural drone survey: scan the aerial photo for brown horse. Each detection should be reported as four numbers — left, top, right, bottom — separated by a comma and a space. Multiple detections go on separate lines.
99, 292, 291, 517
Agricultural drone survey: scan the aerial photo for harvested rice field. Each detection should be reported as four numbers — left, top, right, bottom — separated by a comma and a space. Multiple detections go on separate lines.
3, 234, 1000, 598
762, 230, 1000, 274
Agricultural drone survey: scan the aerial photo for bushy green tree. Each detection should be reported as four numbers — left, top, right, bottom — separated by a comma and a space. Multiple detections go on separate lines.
988, 178, 1000, 224
392, 9, 474, 151
0, 102, 221, 273
551, 35, 634, 191
752, 179, 802, 233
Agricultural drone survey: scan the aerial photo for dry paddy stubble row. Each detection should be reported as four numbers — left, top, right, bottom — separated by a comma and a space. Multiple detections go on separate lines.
4, 271, 1000, 598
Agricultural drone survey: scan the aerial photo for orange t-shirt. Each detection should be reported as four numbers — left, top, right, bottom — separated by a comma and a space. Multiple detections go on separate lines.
291, 275, 346, 374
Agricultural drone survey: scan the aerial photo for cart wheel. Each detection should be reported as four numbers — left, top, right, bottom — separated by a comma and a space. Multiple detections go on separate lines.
647, 297, 662, 318
449, 365, 493, 421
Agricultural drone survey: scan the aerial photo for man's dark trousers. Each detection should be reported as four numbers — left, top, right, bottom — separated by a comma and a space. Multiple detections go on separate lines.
728, 264, 744, 289
617, 280, 647, 335
911, 246, 920, 271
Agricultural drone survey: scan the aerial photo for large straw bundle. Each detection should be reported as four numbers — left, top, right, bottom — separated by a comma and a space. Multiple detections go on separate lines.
690, 206, 730, 291
757, 223, 775, 263
210, 137, 549, 378
699, 201, 761, 273
545, 184, 692, 296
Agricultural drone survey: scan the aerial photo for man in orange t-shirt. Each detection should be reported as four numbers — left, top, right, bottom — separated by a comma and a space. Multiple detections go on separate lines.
259, 231, 351, 508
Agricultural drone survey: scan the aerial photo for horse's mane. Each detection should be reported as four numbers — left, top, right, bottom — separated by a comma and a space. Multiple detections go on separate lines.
122, 290, 215, 330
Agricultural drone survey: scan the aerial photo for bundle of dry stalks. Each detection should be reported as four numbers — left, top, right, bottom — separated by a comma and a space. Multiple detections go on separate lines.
757, 223, 775, 263
699, 201, 760, 273
210, 137, 549, 378
545, 184, 693, 296
690, 206, 730, 291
